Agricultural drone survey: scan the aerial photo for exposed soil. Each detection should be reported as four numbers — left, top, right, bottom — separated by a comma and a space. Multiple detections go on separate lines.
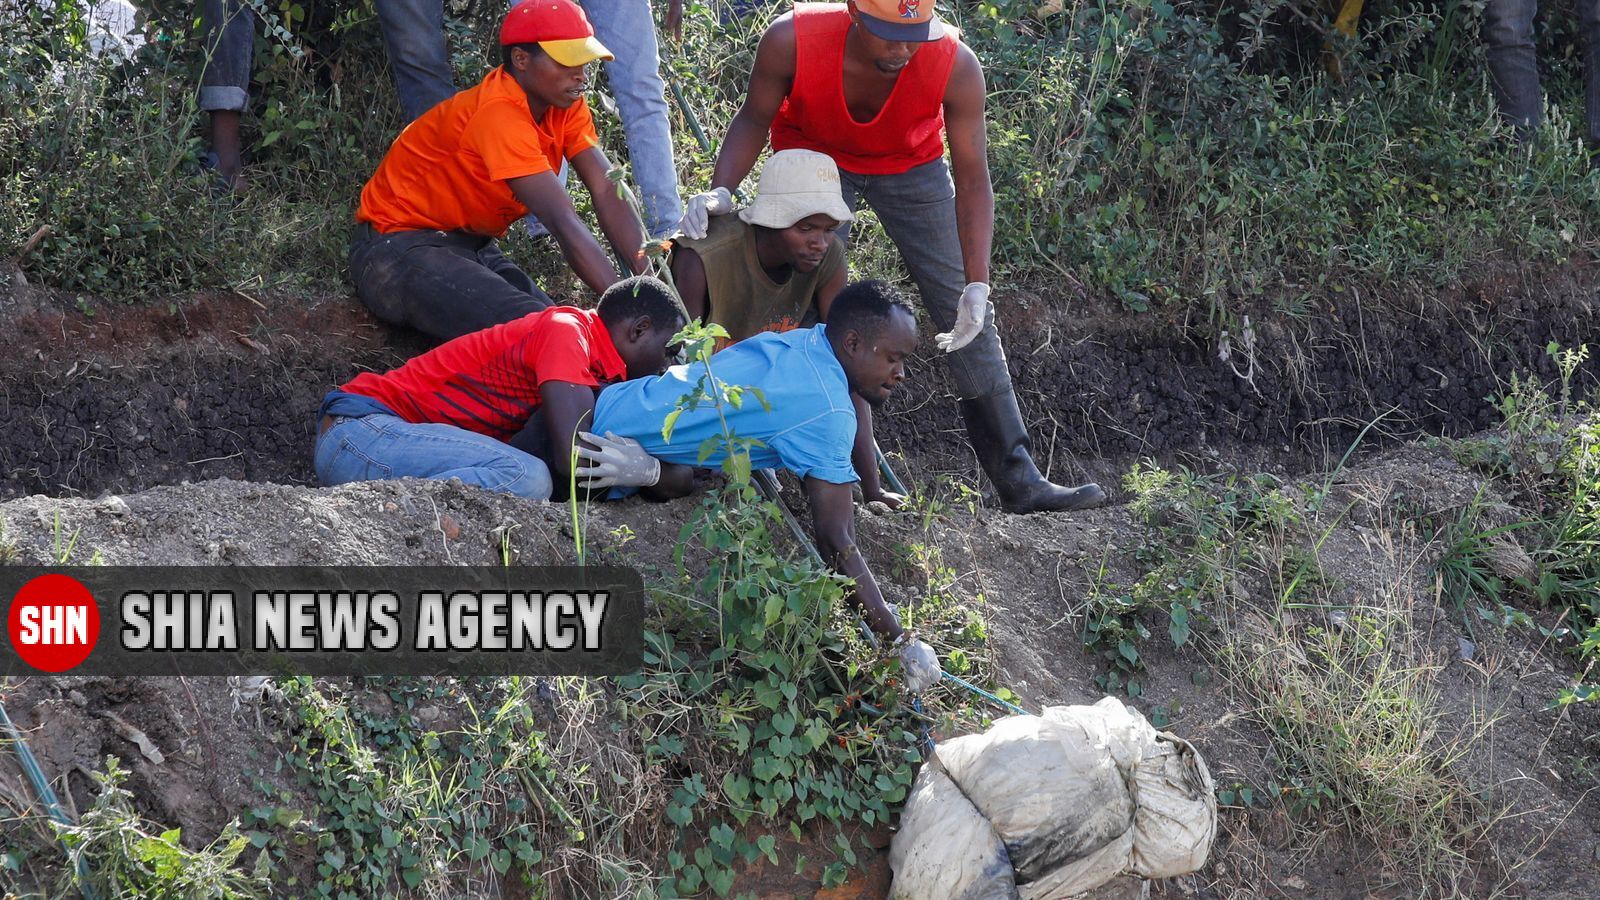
1, 269, 1599, 897
2, 450, 1598, 896
2, 263, 1596, 502
0, 291, 428, 499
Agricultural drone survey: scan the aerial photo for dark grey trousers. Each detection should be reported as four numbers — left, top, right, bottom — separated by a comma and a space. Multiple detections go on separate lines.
199, 0, 252, 112
1484, 0, 1600, 144
348, 224, 553, 342
836, 158, 1011, 400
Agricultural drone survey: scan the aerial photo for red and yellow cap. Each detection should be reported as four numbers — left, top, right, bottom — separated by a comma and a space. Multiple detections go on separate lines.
852, 0, 944, 42
500, 0, 613, 67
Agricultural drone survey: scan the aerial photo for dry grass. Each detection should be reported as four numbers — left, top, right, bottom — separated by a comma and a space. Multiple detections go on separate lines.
1205, 479, 1518, 897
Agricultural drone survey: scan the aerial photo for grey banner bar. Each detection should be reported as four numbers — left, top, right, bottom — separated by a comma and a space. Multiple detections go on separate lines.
0, 567, 643, 676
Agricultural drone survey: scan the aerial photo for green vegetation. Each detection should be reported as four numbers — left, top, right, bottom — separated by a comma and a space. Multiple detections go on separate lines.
251, 676, 575, 896
0, 756, 264, 897
6, 0, 1600, 311
1449, 343, 1600, 704
1119, 461, 1497, 892
235, 322, 989, 896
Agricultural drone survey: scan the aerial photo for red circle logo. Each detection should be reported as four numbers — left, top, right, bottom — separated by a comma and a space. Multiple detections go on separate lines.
8, 575, 100, 673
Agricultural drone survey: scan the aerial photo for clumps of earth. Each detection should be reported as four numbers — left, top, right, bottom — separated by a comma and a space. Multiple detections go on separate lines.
1, 271, 1599, 896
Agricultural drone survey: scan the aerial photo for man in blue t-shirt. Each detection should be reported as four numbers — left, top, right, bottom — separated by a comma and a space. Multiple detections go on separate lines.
578, 280, 940, 690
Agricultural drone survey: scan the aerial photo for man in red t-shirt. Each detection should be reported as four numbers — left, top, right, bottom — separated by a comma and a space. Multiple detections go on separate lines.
350, 0, 648, 342
683, 0, 1104, 514
314, 276, 685, 500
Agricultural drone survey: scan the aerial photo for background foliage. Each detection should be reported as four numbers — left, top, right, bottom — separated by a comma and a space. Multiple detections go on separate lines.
2, 0, 1598, 309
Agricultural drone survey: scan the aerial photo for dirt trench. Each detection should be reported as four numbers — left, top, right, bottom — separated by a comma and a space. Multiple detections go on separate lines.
1, 264, 1599, 897
1, 451, 1598, 898
1, 264, 1596, 502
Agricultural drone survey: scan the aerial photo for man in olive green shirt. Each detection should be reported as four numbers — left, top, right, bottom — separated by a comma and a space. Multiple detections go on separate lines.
670, 149, 903, 506
671, 149, 849, 342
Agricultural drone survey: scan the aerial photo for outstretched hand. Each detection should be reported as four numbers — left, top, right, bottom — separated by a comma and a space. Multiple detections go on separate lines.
895, 636, 941, 693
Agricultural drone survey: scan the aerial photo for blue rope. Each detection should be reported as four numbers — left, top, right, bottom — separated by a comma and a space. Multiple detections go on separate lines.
0, 700, 96, 898
940, 672, 1030, 717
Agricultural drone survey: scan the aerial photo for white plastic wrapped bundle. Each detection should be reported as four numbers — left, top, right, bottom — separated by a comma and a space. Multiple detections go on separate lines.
889, 762, 1019, 900
890, 697, 1216, 900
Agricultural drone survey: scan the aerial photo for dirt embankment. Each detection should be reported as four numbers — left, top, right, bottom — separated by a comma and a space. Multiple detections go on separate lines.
1, 264, 1596, 501
1, 269, 1598, 896
0, 446, 1597, 896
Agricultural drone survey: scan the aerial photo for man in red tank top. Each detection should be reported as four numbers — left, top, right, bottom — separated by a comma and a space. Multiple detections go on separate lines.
680, 0, 1104, 514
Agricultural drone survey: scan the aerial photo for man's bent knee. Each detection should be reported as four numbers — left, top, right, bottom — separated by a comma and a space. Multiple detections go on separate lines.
487, 454, 553, 500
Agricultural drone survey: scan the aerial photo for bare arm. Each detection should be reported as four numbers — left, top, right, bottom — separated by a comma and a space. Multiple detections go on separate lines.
508, 168, 621, 295
641, 463, 694, 500
806, 476, 903, 641
710, 16, 797, 194
572, 146, 648, 276
813, 254, 846, 321
665, 0, 683, 41
538, 381, 601, 487
849, 393, 902, 506
669, 245, 711, 322
943, 45, 993, 286
546, 381, 694, 499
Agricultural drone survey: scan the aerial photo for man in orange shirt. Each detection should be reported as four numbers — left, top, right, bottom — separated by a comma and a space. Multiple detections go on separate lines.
350, 0, 648, 342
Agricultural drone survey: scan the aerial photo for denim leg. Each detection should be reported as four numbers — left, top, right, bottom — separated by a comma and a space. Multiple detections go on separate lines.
374, 0, 457, 122
349, 230, 552, 341
836, 169, 866, 246
850, 160, 1011, 400
1581, 0, 1600, 143
200, 0, 253, 112
315, 414, 553, 500
1484, 0, 1542, 137
583, 0, 684, 237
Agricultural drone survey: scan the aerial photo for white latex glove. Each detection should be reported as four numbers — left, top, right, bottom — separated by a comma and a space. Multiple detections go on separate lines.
677, 187, 733, 240
895, 637, 941, 693
934, 282, 992, 353
574, 431, 661, 489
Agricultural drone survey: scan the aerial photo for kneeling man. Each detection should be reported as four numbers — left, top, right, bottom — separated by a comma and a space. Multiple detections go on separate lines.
350, 0, 648, 341
315, 276, 685, 500
577, 280, 940, 687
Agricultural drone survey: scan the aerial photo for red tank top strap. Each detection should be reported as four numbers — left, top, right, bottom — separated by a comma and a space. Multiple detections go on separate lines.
771, 3, 955, 176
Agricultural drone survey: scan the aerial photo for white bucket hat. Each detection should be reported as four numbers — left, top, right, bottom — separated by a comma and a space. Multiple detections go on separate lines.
738, 149, 856, 230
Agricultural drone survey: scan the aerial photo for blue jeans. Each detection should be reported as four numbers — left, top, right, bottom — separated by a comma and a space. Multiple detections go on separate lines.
199, 0, 253, 112
373, 0, 683, 237
1484, 0, 1600, 144
315, 413, 553, 500
836, 159, 1011, 400
374, 0, 457, 122
585, 0, 684, 237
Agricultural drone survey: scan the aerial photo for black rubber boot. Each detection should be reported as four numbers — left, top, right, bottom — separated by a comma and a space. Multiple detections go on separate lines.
957, 391, 1107, 514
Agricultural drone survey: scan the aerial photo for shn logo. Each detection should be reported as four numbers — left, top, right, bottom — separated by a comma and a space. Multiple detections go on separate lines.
8, 574, 100, 672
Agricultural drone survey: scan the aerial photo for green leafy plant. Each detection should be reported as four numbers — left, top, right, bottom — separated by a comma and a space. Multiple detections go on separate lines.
58, 756, 267, 898
250, 676, 569, 897
1085, 461, 1310, 696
